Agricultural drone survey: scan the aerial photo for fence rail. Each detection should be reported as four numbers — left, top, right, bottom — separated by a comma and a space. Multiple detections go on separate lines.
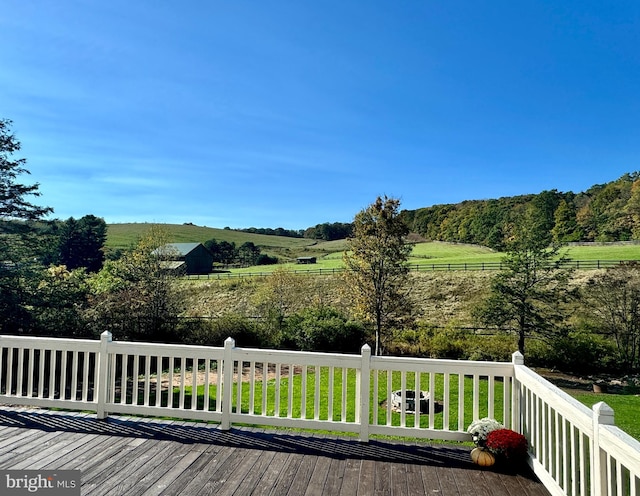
514, 358, 640, 496
185, 259, 638, 279
1, 334, 639, 495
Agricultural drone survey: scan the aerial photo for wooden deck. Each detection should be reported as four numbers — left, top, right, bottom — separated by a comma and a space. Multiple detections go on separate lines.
0, 407, 550, 496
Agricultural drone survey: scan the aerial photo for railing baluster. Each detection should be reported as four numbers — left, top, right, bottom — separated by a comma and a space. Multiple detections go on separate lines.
472, 374, 480, 420
457, 374, 464, 431
60, 350, 67, 400
443, 372, 450, 431
329, 366, 335, 422
429, 372, 435, 430
143, 355, 150, 406
7, 348, 14, 396
236, 360, 243, 414
156, 355, 162, 408
168, 356, 174, 408
110, 353, 117, 404
488, 374, 495, 420
274, 363, 281, 417
314, 365, 320, 420
261, 361, 267, 416
192, 358, 198, 411
287, 363, 293, 418
386, 370, 392, 426
342, 367, 347, 423
248, 361, 254, 414
71, 351, 79, 401
81, 352, 89, 402
400, 371, 406, 427
301, 365, 307, 419
27, 348, 35, 398
178, 357, 185, 409
415, 371, 420, 428
49, 349, 57, 399
16, 348, 24, 396
204, 358, 211, 411
216, 358, 222, 413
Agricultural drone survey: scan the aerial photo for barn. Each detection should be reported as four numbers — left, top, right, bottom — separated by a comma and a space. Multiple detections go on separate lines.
158, 243, 214, 275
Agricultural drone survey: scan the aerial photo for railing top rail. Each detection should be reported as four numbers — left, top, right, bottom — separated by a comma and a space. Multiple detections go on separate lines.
0, 335, 98, 351
372, 355, 514, 375
108, 340, 224, 356
514, 363, 594, 433
232, 346, 362, 366
599, 424, 640, 471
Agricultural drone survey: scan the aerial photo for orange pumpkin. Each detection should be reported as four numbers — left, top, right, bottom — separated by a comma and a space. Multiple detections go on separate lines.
471, 447, 495, 467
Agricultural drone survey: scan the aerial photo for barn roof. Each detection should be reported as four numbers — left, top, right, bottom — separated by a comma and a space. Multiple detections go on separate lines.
165, 243, 202, 256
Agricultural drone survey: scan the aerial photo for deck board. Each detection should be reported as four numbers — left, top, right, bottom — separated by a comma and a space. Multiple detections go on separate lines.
0, 406, 551, 496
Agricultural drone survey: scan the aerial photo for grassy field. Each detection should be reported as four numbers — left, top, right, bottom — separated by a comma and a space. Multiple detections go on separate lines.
107, 223, 640, 274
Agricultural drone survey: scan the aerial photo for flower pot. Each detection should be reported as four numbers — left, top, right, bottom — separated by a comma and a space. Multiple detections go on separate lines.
593, 383, 607, 393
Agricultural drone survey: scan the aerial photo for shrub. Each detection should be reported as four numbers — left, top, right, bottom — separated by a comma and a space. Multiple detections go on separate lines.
282, 307, 366, 353
184, 314, 269, 348
527, 332, 617, 373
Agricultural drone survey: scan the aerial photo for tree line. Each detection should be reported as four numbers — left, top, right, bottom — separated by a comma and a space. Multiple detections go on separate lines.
203, 239, 278, 266
401, 172, 640, 250
232, 222, 353, 242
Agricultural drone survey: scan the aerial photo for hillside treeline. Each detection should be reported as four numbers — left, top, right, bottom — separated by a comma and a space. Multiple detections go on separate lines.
401, 172, 640, 250
236, 222, 353, 242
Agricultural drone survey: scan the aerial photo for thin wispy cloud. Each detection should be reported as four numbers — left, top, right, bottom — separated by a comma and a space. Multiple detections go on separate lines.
1, 0, 638, 229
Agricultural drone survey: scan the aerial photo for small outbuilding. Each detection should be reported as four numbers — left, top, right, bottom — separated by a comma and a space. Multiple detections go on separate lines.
156, 242, 214, 275
296, 256, 317, 264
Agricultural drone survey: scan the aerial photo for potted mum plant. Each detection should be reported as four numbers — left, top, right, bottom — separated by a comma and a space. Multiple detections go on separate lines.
467, 419, 528, 469
485, 428, 528, 464
467, 418, 503, 467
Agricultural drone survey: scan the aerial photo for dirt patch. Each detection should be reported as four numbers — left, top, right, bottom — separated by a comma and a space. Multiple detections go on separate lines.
535, 368, 640, 395
164, 363, 301, 388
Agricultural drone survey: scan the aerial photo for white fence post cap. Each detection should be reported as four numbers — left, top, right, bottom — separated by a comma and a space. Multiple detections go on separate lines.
512, 351, 524, 365
593, 401, 615, 425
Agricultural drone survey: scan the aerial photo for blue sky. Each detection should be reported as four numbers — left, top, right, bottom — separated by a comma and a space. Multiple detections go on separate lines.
2, 1, 639, 229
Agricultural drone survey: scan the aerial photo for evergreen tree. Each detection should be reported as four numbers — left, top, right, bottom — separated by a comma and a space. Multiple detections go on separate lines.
56, 215, 107, 272
474, 207, 574, 355
0, 119, 52, 333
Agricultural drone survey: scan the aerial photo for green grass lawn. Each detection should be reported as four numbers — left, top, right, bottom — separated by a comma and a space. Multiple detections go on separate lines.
564, 244, 640, 261
570, 392, 640, 441
163, 369, 507, 433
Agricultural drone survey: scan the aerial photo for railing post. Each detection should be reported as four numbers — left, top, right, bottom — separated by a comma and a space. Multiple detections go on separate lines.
221, 337, 235, 431
511, 351, 524, 432
591, 402, 614, 496
359, 344, 371, 443
96, 331, 112, 420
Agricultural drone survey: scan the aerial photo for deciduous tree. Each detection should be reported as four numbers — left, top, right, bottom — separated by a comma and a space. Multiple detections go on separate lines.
581, 262, 640, 372
342, 196, 413, 355
87, 226, 184, 341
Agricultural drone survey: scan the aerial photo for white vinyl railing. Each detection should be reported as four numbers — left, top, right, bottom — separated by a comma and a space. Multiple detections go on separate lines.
1, 333, 639, 495
513, 356, 640, 496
